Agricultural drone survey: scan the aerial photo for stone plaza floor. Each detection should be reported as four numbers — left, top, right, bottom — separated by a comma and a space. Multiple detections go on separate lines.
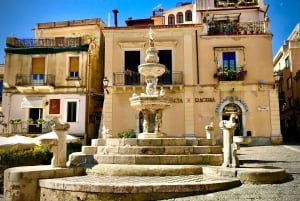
163, 142, 300, 201
1, 142, 300, 201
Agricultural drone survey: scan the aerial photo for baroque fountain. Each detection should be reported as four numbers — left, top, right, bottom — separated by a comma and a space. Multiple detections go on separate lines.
129, 28, 171, 138
3, 28, 288, 201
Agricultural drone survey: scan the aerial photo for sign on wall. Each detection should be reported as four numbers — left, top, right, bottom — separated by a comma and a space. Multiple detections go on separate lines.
49, 99, 60, 114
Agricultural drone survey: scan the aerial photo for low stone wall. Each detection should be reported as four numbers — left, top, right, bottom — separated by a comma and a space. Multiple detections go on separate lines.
4, 165, 84, 201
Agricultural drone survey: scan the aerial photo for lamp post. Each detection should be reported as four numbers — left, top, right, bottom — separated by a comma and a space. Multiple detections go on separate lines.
103, 76, 109, 94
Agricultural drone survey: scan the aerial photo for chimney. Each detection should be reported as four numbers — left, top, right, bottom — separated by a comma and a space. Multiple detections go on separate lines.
112, 9, 119, 27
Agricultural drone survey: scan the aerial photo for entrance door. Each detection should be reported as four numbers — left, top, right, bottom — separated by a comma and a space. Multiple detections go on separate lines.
28, 108, 43, 134
222, 103, 243, 136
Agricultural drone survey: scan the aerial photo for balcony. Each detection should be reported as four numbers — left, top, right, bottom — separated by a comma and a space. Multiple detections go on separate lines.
15, 74, 55, 93
207, 21, 265, 35
214, 67, 247, 81
215, 0, 258, 7
113, 71, 184, 86
6, 37, 82, 48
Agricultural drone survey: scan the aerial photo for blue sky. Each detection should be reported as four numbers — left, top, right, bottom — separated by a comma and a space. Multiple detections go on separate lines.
0, 0, 299, 64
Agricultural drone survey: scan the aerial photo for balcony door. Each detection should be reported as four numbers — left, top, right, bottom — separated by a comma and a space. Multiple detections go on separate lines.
28, 108, 43, 134
32, 57, 45, 85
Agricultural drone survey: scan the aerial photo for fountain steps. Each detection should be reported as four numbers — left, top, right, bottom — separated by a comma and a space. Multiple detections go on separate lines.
74, 138, 224, 166
41, 137, 229, 200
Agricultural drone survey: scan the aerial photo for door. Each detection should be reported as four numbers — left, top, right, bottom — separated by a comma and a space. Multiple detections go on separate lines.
28, 108, 43, 134
32, 57, 45, 85
222, 103, 243, 136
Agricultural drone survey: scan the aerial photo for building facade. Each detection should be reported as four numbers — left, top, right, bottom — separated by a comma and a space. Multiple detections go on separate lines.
3, 18, 105, 144
101, 0, 282, 145
273, 23, 300, 141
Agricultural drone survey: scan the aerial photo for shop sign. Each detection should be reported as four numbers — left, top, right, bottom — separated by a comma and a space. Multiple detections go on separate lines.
195, 97, 215, 103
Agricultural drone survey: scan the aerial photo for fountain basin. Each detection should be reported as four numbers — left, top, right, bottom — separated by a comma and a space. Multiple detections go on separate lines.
138, 63, 166, 77
129, 95, 171, 111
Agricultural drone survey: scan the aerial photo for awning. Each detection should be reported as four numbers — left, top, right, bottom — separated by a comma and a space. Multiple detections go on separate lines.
213, 13, 241, 21
21, 96, 45, 108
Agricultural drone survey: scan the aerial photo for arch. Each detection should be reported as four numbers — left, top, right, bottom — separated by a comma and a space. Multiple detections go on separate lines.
168, 14, 175, 25
185, 10, 192, 21
216, 96, 248, 136
176, 12, 184, 24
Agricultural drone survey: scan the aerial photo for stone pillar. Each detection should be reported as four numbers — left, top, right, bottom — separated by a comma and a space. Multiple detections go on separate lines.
51, 129, 68, 167
49, 117, 70, 167
219, 113, 239, 168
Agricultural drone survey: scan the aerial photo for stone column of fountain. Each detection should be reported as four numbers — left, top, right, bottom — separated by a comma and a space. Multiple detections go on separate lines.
219, 113, 240, 168
129, 28, 171, 139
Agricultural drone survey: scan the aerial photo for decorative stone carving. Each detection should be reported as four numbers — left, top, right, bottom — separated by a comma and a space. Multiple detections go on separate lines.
205, 122, 215, 145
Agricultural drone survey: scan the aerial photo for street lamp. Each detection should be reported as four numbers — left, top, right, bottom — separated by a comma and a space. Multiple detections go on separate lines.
103, 76, 109, 94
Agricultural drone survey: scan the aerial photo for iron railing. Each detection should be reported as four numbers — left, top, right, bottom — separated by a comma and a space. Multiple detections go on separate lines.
16, 74, 55, 87
113, 71, 183, 86
7, 37, 82, 48
208, 21, 265, 35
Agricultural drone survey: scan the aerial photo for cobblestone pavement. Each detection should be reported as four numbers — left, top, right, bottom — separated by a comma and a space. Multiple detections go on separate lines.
163, 143, 300, 201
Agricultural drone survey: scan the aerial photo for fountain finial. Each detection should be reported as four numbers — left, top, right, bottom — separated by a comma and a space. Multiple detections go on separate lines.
149, 27, 155, 47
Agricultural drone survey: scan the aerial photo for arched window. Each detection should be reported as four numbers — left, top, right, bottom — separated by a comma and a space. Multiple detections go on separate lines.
176, 12, 184, 24
185, 10, 192, 21
168, 14, 175, 25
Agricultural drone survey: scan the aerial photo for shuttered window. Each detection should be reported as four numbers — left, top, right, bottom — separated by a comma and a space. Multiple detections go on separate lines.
69, 56, 79, 78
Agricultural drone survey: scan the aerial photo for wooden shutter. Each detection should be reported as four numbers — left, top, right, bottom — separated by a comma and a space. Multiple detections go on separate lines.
32, 57, 45, 74
69, 57, 79, 72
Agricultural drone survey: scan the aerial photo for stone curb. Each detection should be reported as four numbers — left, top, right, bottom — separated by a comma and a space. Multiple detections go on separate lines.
202, 165, 287, 184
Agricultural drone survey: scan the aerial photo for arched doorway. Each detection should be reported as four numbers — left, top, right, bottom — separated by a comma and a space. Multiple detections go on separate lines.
222, 103, 242, 136
216, 96, 248, 136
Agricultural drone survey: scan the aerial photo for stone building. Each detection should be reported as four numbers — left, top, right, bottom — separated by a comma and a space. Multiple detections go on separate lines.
101, 0, 282, 145
3, 18, 105, 144
273, 23, 300, 141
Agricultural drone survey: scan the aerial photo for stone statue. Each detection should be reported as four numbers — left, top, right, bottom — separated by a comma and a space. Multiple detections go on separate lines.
51, 116, 70, 130
205, 122, 215, 145
155, 110, 162, 133
101, 125, 111, 139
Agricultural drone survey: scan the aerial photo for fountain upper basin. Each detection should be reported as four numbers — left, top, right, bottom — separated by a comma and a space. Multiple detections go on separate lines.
138, 63, 166, 77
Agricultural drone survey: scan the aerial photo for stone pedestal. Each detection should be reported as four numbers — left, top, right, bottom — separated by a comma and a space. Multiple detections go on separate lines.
205, 122, 215, 145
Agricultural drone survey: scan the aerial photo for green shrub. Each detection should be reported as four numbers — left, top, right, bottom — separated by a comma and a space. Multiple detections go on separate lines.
117, 129, 137, 138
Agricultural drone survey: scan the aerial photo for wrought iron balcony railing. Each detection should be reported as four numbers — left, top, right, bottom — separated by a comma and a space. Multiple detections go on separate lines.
16, 74, 55, 87
6, 37, 82, 48
208, 21, 265, 35
113, 71, 183, 86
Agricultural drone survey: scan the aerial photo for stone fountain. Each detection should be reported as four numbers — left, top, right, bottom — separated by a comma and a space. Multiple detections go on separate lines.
129, 28, 171, 139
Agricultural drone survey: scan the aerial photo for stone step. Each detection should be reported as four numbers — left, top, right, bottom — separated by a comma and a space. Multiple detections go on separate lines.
93, 154, 223, 166
82, 145, 222, 155
91, 138, 213, 147
39, 174, 241, 201
86, 164, 204, 176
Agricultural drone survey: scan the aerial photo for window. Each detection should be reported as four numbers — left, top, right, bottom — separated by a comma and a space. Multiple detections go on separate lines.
69, 56, 79, 78
168, 14, 175, 25
32, 57, 45, 85
285, 56, 290, 68
185, 10, 192, 21
158, 50, 172, 84
66, 100, 78, 122
124, 50, 140, 85
222, 52, 236, 71
287, 77, 292, 89
176, 12, 184, 24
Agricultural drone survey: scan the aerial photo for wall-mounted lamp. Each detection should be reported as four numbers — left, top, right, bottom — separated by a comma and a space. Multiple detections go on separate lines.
103, 76, 109, 94
0, 112, 4, 124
